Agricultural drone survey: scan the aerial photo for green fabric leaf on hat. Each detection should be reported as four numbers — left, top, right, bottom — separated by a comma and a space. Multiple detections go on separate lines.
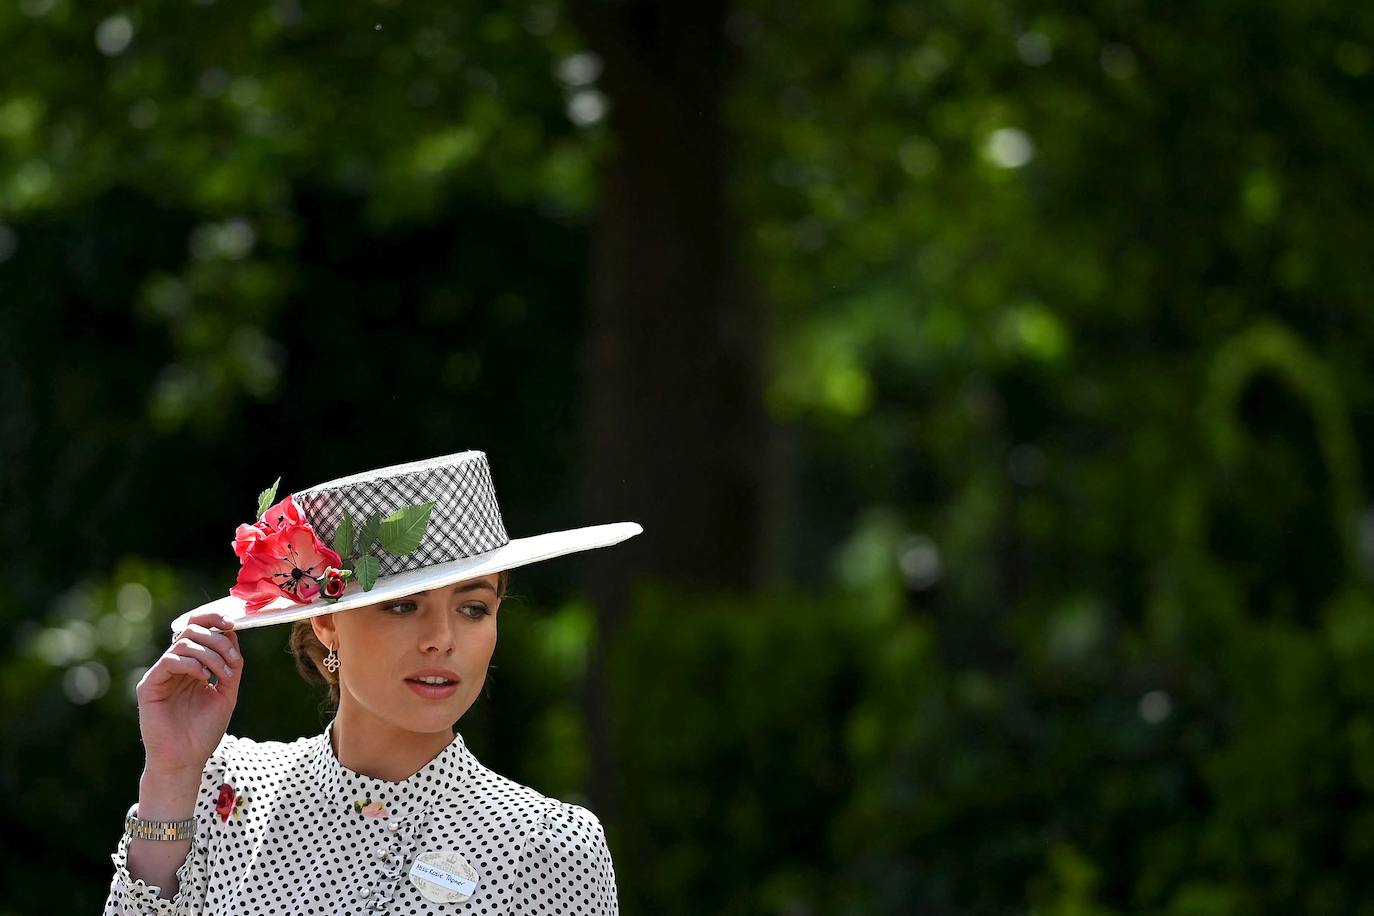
356, 554, 380, 591
333, 510, 354, 559
358, 511, 381, 554
256, 477, 281, 519
379, 502, 435, 555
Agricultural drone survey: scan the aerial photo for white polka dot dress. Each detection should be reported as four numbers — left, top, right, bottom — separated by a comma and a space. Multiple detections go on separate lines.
104, 722, 618, 915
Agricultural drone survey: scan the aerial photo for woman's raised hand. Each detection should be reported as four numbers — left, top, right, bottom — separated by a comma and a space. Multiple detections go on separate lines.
135, 609, 244, 779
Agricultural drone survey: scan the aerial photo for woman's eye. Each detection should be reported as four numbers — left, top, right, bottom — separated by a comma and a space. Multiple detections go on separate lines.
381, 601, 488, 618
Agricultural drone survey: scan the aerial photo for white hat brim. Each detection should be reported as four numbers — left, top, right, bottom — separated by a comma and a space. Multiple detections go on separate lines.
169, 521, 641, 635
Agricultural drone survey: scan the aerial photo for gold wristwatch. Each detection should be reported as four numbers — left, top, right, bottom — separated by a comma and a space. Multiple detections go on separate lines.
124, 802, 197, 841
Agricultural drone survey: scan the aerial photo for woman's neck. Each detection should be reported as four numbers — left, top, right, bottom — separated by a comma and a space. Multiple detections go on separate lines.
329, 700, 455, 782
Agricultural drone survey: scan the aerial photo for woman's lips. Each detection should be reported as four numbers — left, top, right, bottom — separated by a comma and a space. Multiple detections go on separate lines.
405, 678, 459, 699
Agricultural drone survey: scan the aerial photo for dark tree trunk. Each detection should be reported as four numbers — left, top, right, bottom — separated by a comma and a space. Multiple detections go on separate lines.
566, 0, 782, 830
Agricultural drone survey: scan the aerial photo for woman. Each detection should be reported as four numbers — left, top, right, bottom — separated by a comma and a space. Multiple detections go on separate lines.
104, 451, 641, 915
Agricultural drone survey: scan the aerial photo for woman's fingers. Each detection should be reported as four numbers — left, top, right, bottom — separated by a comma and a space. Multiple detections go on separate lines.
165, 652, 216, 681
140, 652, 214, 693
138, 610, 245, 699
183, 609, 237, 632
178, 623, 242, 668
169, 637, 234, 681
222, 625, 242, 658
184, 604, 234, 626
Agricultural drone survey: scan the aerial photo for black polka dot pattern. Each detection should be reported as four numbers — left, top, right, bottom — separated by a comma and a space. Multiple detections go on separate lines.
104, 723, 618, 914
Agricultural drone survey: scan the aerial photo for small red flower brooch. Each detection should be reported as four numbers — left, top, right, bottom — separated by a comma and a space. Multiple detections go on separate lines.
215, 783, 247, 822
229, 477, 434, 614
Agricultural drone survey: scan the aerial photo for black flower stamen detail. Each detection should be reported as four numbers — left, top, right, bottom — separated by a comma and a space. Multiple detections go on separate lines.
265, 541, 323, 597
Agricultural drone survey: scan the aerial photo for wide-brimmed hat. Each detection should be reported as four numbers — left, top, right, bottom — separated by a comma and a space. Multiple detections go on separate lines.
169, 451, 641, 634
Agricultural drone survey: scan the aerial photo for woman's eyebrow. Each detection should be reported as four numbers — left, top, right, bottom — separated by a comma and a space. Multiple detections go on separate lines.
455, 581, 498, 594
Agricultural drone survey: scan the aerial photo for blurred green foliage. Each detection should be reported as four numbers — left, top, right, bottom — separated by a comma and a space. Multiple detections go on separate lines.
4, 0, 1374, 913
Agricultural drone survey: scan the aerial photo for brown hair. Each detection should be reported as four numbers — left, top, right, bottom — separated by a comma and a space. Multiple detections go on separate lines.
289, 568, 511, 708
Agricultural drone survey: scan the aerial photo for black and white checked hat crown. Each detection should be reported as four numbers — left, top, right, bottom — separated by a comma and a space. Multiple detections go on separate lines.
297, 452, 510, 579
172, 451, 642, 633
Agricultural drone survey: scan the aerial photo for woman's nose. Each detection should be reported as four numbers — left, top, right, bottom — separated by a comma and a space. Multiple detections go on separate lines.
417, 607, 457, 653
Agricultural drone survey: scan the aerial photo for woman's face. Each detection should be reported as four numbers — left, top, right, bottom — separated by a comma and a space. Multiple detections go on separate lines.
309, 573, 503, 735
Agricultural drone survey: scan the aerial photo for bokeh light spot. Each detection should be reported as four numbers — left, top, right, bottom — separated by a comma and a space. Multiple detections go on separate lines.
1139, 690, 1173, 724
897, 535, 943, 590
116, 582, 153, 622
567, 89, 609, 127
95, 15, 134, 56
983, 127, 1035, 168
557, 52, 603, 87
64, 662, 110, 704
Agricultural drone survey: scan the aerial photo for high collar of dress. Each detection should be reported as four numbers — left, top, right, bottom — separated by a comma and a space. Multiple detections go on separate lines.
311, 718, 472, 823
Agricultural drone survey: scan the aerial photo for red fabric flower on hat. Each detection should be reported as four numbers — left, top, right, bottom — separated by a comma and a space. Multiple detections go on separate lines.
225, 476, 434, 611
321, 567, 348, 600
231, 496, 305, 558
230, 496, 342, 613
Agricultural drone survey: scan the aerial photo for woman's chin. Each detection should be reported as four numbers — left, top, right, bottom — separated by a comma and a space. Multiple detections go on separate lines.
391, 689, 471, 728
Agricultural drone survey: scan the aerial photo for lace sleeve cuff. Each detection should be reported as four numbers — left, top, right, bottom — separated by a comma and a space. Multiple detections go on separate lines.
105, 828, 207, 916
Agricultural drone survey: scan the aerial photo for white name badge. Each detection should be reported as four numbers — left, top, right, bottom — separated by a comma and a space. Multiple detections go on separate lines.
408, 849, 480, 904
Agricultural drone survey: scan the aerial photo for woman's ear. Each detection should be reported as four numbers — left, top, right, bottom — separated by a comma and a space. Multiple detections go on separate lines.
309, 612, 337, 648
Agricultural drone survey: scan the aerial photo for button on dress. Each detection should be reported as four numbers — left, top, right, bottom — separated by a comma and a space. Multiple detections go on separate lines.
104, 721, 618, 915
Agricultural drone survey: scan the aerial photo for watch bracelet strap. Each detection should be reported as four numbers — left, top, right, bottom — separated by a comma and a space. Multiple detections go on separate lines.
125, 802, 197, 842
